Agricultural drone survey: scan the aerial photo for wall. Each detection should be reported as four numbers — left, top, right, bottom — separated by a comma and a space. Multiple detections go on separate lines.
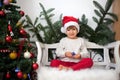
17, 0, 108, 30
17, 0, 115, 41
113, 0, 120, 40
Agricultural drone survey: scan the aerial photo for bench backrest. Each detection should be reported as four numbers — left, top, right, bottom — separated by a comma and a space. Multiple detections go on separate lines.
36, 41, 110, 68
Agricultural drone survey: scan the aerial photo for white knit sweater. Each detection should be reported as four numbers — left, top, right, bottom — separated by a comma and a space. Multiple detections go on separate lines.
56, 37, 89, 62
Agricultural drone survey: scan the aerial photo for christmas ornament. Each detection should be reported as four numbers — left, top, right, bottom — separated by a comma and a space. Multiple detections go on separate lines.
12, 39, 18, 43
9, 51, 17, 59
0, 10, 5, 16
6, 35, 12, 43
6, 72, 10, 79
24, 50, 31, 58
17, 71, 23, 79
8, 23, 14, 36
0, 2, 2, 7
15, 68, 20, 72
9, 0, 12, 3
72, 52, 76, 56
16, 22, 21, 27
18, 39, 26, 58
23, 73, 27, 79
28, 43, 32, 47
30, 52, 34, 58
3, 0, 10, 5
28, 74, 31, 79
31, 71, 37, 80
20, 28, 26, 35
0, 49, 10, 53
32, 63, 39, 70
19, 10, 24, 16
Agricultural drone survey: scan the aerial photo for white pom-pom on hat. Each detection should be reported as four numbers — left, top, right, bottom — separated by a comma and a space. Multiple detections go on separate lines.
61, 27, 65, 33
61, 16, 80, 33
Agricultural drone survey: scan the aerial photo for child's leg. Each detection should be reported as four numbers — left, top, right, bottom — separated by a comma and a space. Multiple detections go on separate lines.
50, 59, 75, 70
71, 58, 93, 71
50, 59, 62, 67
50, 59, 69, 70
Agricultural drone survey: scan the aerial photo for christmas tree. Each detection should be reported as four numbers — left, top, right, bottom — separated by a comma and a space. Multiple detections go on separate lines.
0, 0, 38, 79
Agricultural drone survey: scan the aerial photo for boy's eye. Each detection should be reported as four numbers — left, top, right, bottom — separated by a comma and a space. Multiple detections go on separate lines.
67, 28, 70, 31
67, 29, 70, 31
67, 28, 76, 31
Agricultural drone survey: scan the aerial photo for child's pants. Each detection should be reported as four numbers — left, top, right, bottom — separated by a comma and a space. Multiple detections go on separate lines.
50, 58, 93, 71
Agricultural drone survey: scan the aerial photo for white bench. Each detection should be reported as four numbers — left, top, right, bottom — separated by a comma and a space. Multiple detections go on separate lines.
105, 41, 120, 73
35, 41, 119, 80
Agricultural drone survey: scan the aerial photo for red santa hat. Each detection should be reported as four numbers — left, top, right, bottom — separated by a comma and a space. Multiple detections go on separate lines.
61, 16, 80, 33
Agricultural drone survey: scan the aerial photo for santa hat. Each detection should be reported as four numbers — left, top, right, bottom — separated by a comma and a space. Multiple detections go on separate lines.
61, 16, 80, 33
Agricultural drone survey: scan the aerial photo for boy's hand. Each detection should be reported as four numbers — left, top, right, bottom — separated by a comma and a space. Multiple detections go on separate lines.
73, 54, 81, 59
65, 52, 73, 58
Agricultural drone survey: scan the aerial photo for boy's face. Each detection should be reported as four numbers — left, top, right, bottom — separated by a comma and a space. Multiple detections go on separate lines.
66, 26, 78, 39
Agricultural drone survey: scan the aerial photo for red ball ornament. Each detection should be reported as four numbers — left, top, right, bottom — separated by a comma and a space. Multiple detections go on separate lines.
17, 71, 23, 79
3, 0, 10, 5
19, 10, 24, 16
32, 63, 39, 70
8, 24, 12, 31
30, 52, 34, 58
0, 10, 5, 16
6, 35, 12, 43
20, 28, 26, 35
6, 72, 10, 79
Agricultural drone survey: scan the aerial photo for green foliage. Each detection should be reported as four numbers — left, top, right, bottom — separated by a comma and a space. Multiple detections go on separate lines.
78, 0, 118, 45
26, 0, 118, 45
25, 3, 65, 44
78, 14, 95, 39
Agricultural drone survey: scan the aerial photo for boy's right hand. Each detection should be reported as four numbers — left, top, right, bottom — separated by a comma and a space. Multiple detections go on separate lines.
65, 52, 73, 58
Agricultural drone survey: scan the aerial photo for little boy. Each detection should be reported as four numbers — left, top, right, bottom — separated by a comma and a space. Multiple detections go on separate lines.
50, 16, 93, 71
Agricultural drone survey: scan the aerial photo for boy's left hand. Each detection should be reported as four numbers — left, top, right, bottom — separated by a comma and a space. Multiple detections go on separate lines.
73, 54, 81, 59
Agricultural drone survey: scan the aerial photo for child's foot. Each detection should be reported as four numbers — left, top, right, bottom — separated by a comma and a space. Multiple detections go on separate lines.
67, 67, 73, 71
64, 67, 72, 71
58, 65, 64, 70
58, 65, 73, 71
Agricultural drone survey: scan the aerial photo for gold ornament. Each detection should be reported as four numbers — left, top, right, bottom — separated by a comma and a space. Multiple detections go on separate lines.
16, 22, 21, 27
9, 51, 17, 59
23, 73, 27, 79
12, 39, 19, 43
9, 0, 12, 3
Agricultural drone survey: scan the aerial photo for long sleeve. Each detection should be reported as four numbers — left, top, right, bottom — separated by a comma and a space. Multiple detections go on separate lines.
79, 39, 89, 58
55, 37, 89, 62
56, 38, 66, 58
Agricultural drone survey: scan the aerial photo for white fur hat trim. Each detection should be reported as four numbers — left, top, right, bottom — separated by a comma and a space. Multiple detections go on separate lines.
61, 21, 79, 33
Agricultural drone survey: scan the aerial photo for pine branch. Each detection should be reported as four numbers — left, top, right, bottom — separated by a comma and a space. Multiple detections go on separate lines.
39, 3, 58, 39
